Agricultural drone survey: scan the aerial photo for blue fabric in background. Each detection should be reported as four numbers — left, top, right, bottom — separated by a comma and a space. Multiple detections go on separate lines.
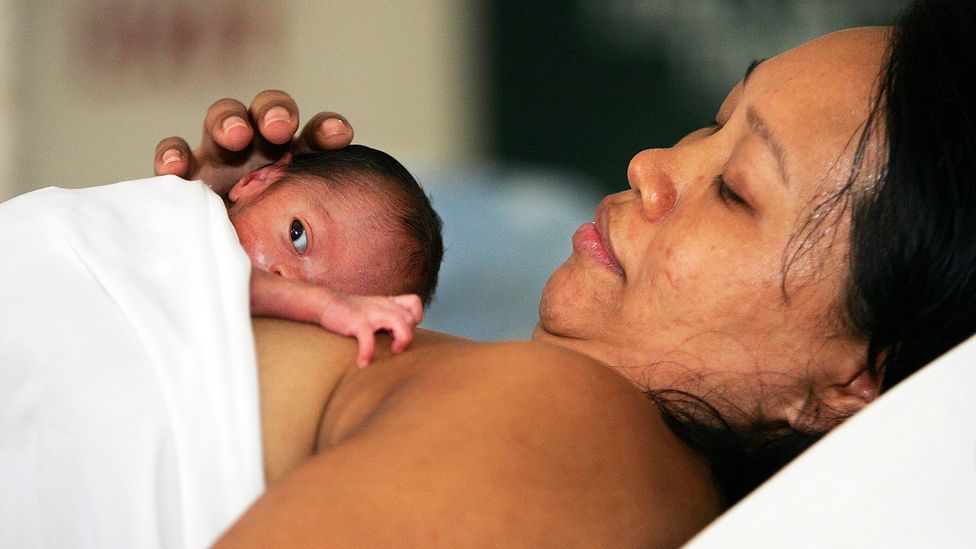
418, 164, 603, 341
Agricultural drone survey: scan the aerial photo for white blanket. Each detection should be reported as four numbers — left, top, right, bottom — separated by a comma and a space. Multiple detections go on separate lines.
0, 177, 264, 548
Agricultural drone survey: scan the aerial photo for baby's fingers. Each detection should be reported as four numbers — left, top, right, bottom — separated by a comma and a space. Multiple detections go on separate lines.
378, 312, 415, 355
354, 328, 377, 369
391, 294, 424, 325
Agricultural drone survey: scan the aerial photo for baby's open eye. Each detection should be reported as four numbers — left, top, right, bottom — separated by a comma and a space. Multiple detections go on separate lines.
289, 219, 308, 254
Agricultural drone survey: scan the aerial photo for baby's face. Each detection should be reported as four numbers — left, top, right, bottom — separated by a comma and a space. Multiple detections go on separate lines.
228, 180, 407, 296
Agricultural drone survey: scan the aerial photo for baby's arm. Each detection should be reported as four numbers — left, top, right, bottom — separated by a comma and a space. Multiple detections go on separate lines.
249, 269, 423, 368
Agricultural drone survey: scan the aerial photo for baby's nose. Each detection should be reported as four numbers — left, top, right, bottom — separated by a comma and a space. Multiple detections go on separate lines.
269, 263, 297, 280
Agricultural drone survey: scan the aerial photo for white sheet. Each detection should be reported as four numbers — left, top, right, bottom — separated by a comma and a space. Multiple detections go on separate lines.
685, 333, 976, 548
0, 177, 264, 548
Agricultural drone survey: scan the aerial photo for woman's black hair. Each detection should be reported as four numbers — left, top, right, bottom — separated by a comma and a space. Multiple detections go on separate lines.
846, 0, 976, 391
283, 145, 444, 305
652, 0, 976, 508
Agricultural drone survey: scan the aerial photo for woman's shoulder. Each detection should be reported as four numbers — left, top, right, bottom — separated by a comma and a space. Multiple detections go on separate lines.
310, 337, 722, 546
247, 321, 720, 545
319, 339, 646, 443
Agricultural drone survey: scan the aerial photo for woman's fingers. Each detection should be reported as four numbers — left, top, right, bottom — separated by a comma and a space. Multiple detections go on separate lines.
248, 90, 300, 146
296, 112, 354, 151
154, 136, 194, 177
150, 91, 353, 194
203, 98, 254, 153
192, 94, 291, 193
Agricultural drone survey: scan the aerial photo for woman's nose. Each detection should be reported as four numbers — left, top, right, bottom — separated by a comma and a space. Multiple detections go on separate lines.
627, 148, 679, 222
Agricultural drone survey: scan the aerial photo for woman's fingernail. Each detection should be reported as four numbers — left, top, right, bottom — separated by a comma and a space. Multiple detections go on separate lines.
222, 116, 247, 133
162, 149, 181, 165
321, 117, 349, 137
263, 106, 290, 126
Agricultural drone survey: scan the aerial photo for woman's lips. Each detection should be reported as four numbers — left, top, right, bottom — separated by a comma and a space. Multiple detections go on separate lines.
572, 222, 624, 275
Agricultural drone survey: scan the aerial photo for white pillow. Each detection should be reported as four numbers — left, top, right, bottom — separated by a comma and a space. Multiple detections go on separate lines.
685, 334, 976, 548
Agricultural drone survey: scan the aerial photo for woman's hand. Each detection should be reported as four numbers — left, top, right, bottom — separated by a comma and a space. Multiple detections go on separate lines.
152, 90, 354, 196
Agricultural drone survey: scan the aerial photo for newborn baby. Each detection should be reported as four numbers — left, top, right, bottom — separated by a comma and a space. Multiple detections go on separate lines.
223, 145, 443, 366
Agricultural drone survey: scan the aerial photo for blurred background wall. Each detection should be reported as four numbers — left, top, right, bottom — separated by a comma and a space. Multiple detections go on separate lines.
1, 0, 485, 200
0, 0, 12, 196
0, 0, 908, 339
487, 0, 908, 194
1, 1, 908, 200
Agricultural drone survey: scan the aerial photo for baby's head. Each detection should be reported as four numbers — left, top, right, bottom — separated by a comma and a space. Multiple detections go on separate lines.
226, 146, 443, 304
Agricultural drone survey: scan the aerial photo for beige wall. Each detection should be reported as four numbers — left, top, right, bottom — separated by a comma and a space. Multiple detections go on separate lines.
0, 0, 12, 199
3, 0, 484, 201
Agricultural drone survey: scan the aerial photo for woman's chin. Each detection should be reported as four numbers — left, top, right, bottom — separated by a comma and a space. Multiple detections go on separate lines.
536, 280, 615, 355
540, 255, 622, 321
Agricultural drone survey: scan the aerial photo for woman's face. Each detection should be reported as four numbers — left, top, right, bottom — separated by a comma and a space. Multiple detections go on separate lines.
535, 28, 889, 424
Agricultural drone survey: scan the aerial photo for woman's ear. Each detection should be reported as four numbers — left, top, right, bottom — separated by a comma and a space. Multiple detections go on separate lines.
825, 366, 882, 410
228, 154, 292, 204
792, 365, 883, 432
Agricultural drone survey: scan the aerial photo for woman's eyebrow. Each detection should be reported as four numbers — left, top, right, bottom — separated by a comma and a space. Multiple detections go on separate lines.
747, 105, 790, 188
744, 58, 767, 84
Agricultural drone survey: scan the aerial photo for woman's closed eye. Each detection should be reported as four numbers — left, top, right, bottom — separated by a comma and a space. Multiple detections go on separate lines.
289, 219, 308, 254
713, 175, 749, 208
676, 123, 721, 145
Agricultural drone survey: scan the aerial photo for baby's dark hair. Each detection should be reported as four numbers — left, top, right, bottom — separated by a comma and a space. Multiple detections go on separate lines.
282, 145, 443, 305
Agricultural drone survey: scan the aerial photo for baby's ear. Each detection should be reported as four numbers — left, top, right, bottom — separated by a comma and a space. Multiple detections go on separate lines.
227, 154, 292, 203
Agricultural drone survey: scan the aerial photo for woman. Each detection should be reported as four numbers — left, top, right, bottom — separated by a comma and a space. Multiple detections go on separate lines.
152, 1, 974, 545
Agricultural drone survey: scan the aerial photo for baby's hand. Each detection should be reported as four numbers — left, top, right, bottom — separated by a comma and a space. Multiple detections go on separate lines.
249, 268, 422, 368
317, 293, 424, 368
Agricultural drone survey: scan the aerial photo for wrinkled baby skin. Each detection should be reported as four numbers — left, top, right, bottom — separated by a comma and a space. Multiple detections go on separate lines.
227, 162, 423, 367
